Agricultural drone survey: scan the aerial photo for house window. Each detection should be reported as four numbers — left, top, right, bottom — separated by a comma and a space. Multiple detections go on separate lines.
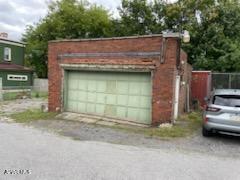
7, 75, 28, 81
4, 47, 11, 61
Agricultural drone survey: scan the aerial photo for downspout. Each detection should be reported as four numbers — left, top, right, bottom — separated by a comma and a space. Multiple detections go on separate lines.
173, 2, 183, 121
173, 75, 181, 121
174, 37, 181, 122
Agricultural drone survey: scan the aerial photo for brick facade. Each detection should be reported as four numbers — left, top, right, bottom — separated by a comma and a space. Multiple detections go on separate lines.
48, 35, 190, 126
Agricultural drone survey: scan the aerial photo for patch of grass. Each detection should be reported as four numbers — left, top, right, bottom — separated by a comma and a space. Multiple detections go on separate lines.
97, 112, 202, 138
10, 109, 58, 123
176, 111, 202, 135
31, 91, 48, 99
3, 91, 31, 101
3, 92, 19, 101
2, 91, 48, 101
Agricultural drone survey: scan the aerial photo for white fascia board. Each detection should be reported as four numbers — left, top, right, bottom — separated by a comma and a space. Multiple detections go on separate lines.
0, 40, 25, 47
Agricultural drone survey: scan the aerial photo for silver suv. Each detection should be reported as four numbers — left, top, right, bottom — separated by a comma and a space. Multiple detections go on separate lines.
202, 89, 240, 137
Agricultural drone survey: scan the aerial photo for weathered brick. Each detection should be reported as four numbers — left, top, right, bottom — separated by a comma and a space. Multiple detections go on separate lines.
48, 35, 191, 126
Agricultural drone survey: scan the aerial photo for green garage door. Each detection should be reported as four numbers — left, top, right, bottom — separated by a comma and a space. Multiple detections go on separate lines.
65, 71, 152, 124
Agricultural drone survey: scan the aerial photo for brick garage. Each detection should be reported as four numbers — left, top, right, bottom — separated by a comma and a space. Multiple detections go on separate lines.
48, 34, 191, 126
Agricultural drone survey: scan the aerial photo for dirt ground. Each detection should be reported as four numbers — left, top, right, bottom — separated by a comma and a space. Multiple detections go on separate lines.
0, 98, 47, 115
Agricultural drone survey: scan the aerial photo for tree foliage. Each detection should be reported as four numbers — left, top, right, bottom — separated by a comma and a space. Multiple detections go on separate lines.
116, 0, 240, 72
112, 0, 167, 36
23, 0, 240, 77
191, 2, 240, 71
169, 0, 240, 72
23, 0, 113, 78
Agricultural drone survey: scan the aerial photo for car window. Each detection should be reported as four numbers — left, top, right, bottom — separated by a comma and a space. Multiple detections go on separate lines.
213, 95, 240, 107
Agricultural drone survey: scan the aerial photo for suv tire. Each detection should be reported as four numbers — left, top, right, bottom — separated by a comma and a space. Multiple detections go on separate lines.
202, 126, 213, 137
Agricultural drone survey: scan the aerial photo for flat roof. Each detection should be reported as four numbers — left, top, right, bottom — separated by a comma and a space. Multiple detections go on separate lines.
49, 34, 165, 43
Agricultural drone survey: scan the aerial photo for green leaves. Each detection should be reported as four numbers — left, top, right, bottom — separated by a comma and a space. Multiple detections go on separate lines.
117, 0, 240, 72
116, 0, 164, 35
159, 0, 240, 72
23, 0, 112, 78
187, 1, 240, 72
23, 0, 240, 76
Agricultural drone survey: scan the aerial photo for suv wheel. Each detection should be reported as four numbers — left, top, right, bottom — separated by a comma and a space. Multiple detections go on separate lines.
202, 127, 213, 137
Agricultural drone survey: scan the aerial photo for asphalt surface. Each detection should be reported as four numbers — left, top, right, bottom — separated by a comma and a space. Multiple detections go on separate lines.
30, 119, 240, 158
1, 99, 240, 180
1, 121, 240, 180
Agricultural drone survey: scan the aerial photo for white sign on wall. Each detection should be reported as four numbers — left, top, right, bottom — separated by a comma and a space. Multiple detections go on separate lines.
7, 74, 28, 81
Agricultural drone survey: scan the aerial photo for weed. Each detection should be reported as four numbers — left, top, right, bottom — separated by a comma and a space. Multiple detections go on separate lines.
10, 109, 58, 123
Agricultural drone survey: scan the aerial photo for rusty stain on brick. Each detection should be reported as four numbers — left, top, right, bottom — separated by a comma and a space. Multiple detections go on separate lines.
59, 64, 155, 72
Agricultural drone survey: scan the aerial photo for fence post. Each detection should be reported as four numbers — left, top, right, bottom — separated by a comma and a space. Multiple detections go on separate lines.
0, 78, 2, 101
229, 74, 232, 89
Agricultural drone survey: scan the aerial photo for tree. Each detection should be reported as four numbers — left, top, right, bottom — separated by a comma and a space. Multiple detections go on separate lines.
22, 0, 113, 78
114, 0, 166, 36
117, 0, 240, 72
177, 0, 240, 71
24, 0, 240, 75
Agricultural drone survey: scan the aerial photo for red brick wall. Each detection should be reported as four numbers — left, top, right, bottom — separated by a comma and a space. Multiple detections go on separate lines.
48, 36, 180, 125
151, 39, 178, 125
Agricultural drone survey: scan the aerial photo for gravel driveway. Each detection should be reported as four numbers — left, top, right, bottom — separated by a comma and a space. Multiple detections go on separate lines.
1, 122, 240, 180
1, 99, 240, 179
0, 98, 46, 115
1, 98, 240, 158
29, 119, 240, 158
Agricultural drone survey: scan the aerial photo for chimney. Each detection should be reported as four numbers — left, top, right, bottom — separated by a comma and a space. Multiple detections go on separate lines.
0, 32, 8, 39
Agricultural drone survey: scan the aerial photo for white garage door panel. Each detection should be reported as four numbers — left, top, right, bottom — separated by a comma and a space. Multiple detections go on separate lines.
65, 71, 152, 124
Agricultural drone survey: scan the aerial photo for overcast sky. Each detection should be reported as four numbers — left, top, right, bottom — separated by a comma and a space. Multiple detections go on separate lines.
0, 0, 122, 41
0, 0, 176, 41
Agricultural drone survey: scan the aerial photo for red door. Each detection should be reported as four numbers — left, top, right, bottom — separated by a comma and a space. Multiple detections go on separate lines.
191, 71, 211, 107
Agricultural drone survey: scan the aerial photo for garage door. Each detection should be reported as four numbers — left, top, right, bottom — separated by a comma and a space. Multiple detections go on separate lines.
65, 71, 152, 124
